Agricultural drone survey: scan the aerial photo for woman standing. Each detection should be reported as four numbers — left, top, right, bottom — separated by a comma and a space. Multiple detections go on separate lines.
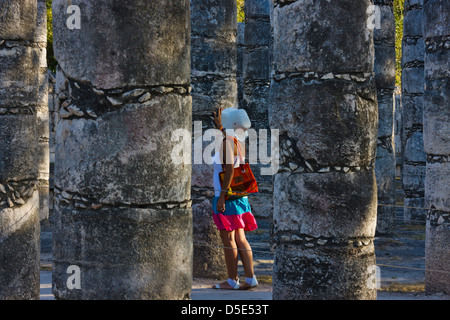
211, 107, 258, 290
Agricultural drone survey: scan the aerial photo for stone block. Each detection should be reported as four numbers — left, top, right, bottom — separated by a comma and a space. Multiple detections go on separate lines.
423, 0, 450, 38
52, 206, 192, 300
402, 162, 426, 192
425, 161, 450, 212
191, 78, 237, 115
403, 9, 423, 37
373, 4, 396, 46
55, 94, 192, 205
273, 241, 376, 300
404, 131, 426, 162
192, 199, 227, 279
402, 94, 423, 129
401, 67, 425, 94
423, 80, 450, 155
0, 0, 37, 40
52, 0, 191, 89
425, 215, 450, 294
269, 77, 378, 167
244, 21, 271, 47
374, 45, 396, 89
191, 36, 237, 75
243, 48, 271, 81
0, 191, 40, 300
424, 42, 450, 81
0, 46, 40, 108
244, 0, 271, 19
0, 115, 38, 181
272, 0, 374, 73
273, 171, 377, 240
402, 38, 425, 64
190, 0, 237, 38
377, 92, 395, 137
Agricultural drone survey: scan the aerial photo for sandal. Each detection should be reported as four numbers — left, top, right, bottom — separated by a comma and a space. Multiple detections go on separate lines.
212, 278, 240, 290
239, 275, 258, 290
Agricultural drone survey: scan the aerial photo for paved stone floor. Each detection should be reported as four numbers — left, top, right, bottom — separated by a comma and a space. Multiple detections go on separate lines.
39, 212, 449, 300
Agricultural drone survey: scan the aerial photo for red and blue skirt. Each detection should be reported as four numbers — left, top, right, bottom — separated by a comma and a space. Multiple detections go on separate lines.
212, 196, 258, 232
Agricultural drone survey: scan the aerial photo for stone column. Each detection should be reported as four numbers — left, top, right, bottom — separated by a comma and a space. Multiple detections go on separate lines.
243, 0, 273, 218
190, 0, 237, 279
394, 94, 403, 178
36, 0, 50, 221
269, 0, 378, 300
0, 0, 41, 300
374, 0, 397, 234
423, 0, 450, 295
401, 0, 426, 223
237, 22, 245, 109
52, 0, 192, 299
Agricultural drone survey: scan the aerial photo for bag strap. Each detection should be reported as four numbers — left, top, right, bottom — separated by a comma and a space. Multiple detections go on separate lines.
221, 136, 245, 170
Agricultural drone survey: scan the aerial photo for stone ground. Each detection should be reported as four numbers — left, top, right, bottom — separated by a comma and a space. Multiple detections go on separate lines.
39, 205, 449, 300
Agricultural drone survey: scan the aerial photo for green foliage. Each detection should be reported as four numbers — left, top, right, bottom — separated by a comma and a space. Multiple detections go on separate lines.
46, 0, 57, 72
237, 0, 245, 22
394, 0, 405, 90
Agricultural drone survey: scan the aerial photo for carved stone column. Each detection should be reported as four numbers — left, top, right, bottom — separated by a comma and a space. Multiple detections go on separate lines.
0, 0, 41, 300
52, 0, 193, 299
374, 0, 397, 234
190, 0, 237, 279
401, 0, 426, 223
270, 0, 378, 300
423, 0, 450, 295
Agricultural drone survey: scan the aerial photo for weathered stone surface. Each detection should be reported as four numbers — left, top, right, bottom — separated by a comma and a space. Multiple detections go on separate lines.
0, 191, 40, 300
270, 77, 378, 167
55, 95, 192, 205
0, 0, 37, 40
52, 0, 191, 90
423, 0, 450, 294
423, 82, 450, 156
192, 199, 227, 279
243, 0, 273, 218
0, 0, 40, 299
36, 0, 49, 221
272, 0, 374, 74
0, 46, 40, 108
273, 241, 376, 300
273, 171, 377, 239
52, 205, 192, 300
374, 1, 396, 234
0, 115, 38, 181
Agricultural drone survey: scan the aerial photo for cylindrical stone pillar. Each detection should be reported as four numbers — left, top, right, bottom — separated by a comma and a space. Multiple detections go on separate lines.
237, 22, 245, 109
401, 0, 426, 223
52, 0, 193, 300
0, 0, 41, 300
243, 0, 273, 218
269, 0, 378, 300
36, 0, 50, 221
190, 0, 237, 279
374, 0, 397, 234
423, 0, 450, 295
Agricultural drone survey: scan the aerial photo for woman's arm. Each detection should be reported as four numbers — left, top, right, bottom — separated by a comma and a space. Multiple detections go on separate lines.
217, 138, 235, 213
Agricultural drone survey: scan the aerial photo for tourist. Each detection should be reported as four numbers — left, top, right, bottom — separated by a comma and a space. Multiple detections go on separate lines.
210, 107, 259, 290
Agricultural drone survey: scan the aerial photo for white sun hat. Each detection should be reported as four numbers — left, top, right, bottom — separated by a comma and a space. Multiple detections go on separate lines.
221, 107, 251, 141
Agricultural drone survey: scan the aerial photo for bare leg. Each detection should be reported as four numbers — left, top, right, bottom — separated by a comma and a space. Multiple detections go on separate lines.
235, 228, 254, 279
213, 229, 239, 289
